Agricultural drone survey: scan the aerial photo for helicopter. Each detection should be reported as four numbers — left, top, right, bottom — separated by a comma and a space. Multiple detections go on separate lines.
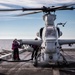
0, 4, 75, 66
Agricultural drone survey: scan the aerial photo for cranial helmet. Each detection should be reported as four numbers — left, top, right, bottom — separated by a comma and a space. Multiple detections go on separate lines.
35, 38, 38, 40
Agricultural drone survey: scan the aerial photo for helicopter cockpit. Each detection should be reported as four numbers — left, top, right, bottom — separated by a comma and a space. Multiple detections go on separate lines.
45, 26, 56, 38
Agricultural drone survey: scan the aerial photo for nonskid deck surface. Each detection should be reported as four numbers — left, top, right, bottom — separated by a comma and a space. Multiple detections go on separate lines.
0, 49, 75, 75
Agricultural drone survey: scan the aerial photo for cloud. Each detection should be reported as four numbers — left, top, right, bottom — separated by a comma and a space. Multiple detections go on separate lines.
0, 0, 75, 8
0, 3, 23, 9
0, 15, 41, 22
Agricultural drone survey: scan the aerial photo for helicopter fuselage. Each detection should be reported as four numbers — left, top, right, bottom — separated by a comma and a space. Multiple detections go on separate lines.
39, 13, 63, 63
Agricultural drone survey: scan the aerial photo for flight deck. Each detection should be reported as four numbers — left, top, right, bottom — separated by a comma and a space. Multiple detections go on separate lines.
0, 49, 75, 75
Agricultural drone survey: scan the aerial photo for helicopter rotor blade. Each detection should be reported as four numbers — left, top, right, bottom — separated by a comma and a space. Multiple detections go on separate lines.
56, 7, 75, 11
0, 7, 43, 12
51, 4, 75, 10
0, 4, 75, 12
15, 10, 42, 16
21, 4, 75, 12
0, 8, 22, 11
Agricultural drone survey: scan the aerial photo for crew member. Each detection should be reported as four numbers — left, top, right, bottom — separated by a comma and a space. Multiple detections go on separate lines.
31, 38, 39, 61
12, 39, 21, 60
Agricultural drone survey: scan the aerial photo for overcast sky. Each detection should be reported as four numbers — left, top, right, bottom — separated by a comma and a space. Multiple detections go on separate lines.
0, 0, 75, 39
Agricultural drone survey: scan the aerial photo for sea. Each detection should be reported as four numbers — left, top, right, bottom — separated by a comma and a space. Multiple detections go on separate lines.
0, 39, 75, 52
0, 39, 13, 52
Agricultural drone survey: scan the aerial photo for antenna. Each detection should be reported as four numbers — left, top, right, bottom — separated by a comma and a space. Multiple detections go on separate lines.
57, 21, 67, 27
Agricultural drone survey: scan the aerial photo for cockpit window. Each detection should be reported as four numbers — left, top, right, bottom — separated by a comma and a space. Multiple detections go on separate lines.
45, 27, 56, 37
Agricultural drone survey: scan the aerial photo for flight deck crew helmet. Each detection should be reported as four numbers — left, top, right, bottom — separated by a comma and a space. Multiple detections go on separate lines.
13, 39, 17, 43
35, 38, 38, 40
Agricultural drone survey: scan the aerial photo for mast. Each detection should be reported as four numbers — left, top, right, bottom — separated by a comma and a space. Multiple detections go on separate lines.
43, 13, 56, 27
